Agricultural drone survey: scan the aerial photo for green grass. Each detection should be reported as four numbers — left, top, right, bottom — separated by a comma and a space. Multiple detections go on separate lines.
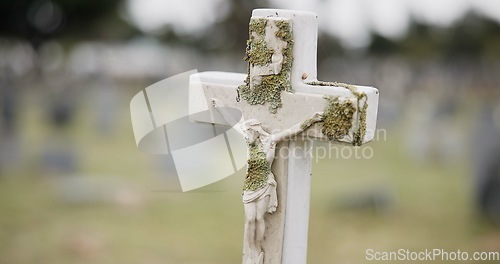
0, 89, 498, 264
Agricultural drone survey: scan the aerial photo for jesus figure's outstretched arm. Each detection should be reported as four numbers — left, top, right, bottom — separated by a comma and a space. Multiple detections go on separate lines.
270, 112, 324, 143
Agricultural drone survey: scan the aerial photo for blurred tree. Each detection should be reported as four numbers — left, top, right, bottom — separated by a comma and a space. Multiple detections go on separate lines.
316, 33, 344, 65
368, 34, 401, 55
443, 12, 500, 60
372, 11, 500, 60
204, 0, 270, 53
0, 0, 138, 49
157, 0, 270, 54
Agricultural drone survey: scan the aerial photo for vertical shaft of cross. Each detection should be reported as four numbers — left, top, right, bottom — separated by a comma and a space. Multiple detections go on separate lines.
251, 9, 318, 86
250, 10, 319, 264
282, 140, 313, 264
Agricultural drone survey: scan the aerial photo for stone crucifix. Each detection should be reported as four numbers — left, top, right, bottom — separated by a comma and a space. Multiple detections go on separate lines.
189, 9, 379, 264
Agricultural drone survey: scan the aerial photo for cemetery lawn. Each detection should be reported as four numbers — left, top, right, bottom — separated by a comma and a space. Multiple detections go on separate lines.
1, 90, 499, 264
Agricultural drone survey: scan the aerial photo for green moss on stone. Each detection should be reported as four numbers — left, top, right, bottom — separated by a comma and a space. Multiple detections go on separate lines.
307, 81, 368, 146
247, 39, 272, 66
274, 19, 294, 93
249, 18, 267, 37
300, 117, 316, 131
275, 20, 292, 40
243, 19, 270, 65
237, 18, 294, 114
243, 142, 270, 191
353, 101, 368, 146
321, 96, 356, 141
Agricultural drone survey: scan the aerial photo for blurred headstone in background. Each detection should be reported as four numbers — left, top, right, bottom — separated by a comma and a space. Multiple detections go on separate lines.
473, 103, 500, 224
333, 185, 396, 215
40, 71, 79, 174
91, 72, 118, 137
0, 67, 20, 174
404, 86, 464, 165
55, 174, 143, 209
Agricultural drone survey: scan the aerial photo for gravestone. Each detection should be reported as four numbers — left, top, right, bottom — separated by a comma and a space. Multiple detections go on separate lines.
189, 9, 379, 264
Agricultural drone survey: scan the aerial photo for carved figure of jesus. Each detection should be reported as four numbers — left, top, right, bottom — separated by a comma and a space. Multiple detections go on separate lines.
211, 98, 323, 264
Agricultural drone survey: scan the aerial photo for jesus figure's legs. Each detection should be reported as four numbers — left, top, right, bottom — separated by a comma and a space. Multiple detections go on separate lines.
244, 195, 270, 264
255, 196, 269, 252
244, 202, 257, 263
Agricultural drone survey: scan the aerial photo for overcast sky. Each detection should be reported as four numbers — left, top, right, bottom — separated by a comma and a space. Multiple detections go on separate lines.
126, 0, 500, 48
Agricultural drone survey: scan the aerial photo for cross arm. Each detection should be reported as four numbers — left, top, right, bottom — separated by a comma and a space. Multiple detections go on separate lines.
294, 81, 379, 146
189, 71, 246, 126
210, 98, 246, 137
270, 112, 323, 142
189, 71, 379, 146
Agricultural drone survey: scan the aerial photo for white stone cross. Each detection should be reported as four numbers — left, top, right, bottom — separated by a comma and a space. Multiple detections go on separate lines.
189, 9, 379, 264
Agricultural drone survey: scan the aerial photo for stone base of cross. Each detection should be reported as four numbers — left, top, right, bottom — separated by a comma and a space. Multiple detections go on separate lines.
189, 9, 379, 264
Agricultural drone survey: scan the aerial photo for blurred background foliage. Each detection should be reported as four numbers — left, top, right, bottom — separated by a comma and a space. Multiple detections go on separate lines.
1, 0, 500, 263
